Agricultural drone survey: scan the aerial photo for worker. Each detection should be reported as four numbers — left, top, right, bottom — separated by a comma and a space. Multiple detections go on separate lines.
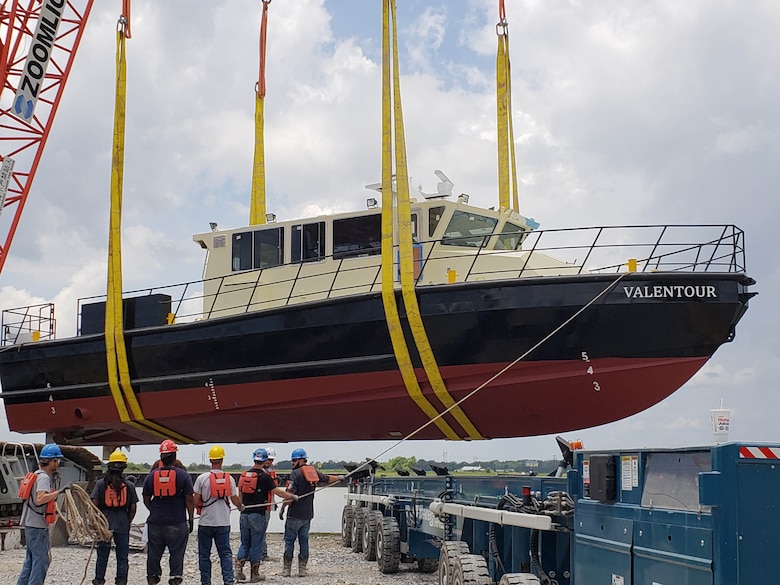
282, 448, 341, 577
16, 443, 70, 585
236, 448, 298, 583
193, 445, 242, 585
142, 440, 195, 585
260, 447, 278, 562
90, 448, 138, 585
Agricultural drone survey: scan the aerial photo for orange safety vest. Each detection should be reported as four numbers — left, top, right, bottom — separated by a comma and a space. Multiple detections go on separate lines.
44, 500, 58, 524
198, 471, 231, 515
152, 468, 177, 497
104, 483, 128, 508
209, 471, 230, 499
266, 470, 277, 503
18, 471, 58, 524
300, 465, 320, 485
238, 471, 259, 494
17, 471, 38, 500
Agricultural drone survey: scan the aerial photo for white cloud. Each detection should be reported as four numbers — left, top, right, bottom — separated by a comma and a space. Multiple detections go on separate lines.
1, 0, 778, 462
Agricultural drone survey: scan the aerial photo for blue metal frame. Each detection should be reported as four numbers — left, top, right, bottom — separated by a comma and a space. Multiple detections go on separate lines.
342, 443, 780, 584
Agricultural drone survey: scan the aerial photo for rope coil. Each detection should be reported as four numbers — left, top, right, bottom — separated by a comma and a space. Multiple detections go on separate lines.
57, 484, 113, 544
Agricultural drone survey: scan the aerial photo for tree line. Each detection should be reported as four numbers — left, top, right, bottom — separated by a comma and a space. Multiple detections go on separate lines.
124, 456, 562, 475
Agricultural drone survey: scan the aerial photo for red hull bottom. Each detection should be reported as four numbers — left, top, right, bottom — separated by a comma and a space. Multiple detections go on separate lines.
6, 356, 708, 445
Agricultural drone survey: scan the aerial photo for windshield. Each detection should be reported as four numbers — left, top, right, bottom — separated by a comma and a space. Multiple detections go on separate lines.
441, 211, 498, 248
495, 222, 526, 250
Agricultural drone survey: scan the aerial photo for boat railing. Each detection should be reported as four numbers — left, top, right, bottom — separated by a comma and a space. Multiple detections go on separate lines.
72, 223, 746, 329
0, 303, 56, 346
475, 223, 746, 277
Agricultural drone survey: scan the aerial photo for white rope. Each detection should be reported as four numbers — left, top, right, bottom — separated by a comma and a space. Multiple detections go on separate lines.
341, 271, 630, 477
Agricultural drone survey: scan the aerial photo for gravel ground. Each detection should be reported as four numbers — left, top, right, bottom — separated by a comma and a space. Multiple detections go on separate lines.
0, 532, 439, 585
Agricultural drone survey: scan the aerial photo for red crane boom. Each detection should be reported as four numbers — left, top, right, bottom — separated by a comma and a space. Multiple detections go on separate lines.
0, 0, 94, 276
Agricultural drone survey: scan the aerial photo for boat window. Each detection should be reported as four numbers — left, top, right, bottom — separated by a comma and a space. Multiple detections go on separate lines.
232, 231, 253, 271
291, 222, 325, 263
441, 211, 498, 248
411, 213, 420, 241
429, 206, 445, 238
333, 214, 381, 259
495, 222, 526, 250
253, 227, 284, 269
232, 229, 285, 271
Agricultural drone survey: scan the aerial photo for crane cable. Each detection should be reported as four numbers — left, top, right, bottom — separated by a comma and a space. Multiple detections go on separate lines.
496, 0, 519, 212
105, 4, 194, 444
249, 0, 271, 226
381, 0, 482, 441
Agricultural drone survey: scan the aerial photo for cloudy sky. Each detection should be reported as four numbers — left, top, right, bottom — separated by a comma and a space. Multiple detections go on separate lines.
1, 0, 778, 467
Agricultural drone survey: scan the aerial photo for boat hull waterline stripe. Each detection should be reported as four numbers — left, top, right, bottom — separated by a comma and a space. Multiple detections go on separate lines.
3, 356, 709, 445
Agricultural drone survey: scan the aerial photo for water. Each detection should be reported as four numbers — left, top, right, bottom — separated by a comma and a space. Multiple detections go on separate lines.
132, 486, 346, 533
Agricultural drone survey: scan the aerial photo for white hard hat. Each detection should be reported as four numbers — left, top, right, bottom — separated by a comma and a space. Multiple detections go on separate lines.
266, 447, 277, 460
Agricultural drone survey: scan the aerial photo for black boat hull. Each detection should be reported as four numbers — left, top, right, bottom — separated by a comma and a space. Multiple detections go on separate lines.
0, 272, 754, 445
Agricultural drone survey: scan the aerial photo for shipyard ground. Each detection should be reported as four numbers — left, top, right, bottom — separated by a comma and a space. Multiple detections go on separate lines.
0, 532, 437, 585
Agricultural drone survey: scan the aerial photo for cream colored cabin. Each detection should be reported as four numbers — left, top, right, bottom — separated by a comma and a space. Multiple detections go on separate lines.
193, 196, 578, 319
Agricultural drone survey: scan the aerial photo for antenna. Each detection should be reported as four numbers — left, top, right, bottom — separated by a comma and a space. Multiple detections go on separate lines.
418, 170, 455, 200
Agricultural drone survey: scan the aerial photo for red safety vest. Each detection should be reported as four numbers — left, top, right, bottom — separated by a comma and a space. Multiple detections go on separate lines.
104, 483, 128, 508
152, 468, 177, 497
238, 471, 259, 494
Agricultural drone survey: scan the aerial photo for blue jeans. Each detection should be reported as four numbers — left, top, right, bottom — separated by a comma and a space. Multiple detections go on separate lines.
95, 531, 130, 583
283, 517, 311, 561
198, 525, 234, 585
262, 510, 271, 557
237, 513, 267, 565
146, 523, 189, 582
16, 527, 50, 585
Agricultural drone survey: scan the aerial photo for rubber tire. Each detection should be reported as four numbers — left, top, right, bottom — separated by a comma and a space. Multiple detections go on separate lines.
341, 505, 355, 547
451, 554, 490, 585
375, 515, 401, 574
351, 507, 366, 553
417, 557, 439, 573
498, 574, 542, 585
362, 510, 383, 561
438, 540, 470, 585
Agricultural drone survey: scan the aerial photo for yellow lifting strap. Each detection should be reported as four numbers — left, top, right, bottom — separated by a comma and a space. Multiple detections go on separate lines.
496, 0, 519, 212
249, 0, 272, 226
105, 10, 193, 445
381, 0, 482, 441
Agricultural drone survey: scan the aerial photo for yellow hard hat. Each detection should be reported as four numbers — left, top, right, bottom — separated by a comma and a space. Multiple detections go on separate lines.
209, 445, 226, 460
108, 448, 128, 463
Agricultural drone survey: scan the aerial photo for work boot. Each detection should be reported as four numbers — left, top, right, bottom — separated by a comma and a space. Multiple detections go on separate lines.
168, 578, 183, 585
115, 580, 127, 585
282, 556, 293, 578
249, 563, 265, 583
92, 580, 105, 585
147, 577, 160, 585
298, 557, 308, 577
235, 557, 247, 582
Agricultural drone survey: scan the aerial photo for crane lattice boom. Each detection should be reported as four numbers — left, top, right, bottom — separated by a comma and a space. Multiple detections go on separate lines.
0, 0, 94, 276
